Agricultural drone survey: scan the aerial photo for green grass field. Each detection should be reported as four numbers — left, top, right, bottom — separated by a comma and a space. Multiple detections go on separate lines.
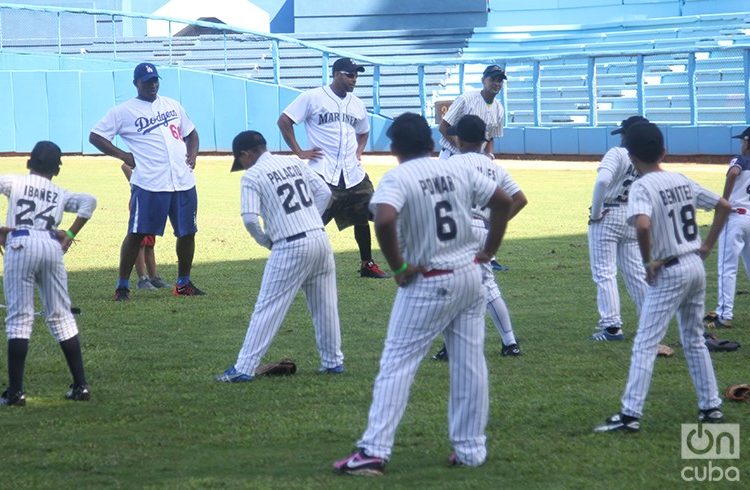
0, 155, 747, 488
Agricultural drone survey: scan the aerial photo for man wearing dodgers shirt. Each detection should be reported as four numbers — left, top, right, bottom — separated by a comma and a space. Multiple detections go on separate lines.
90, 63, 202, 301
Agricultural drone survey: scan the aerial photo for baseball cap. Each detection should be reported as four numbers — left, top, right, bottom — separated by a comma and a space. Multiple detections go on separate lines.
28, 140, 62, 173
332, 57, 365, 74
482, 65, 507, 80
231, 130, 267, 172
731, 127, 750, 141
623, 122, 664, 163
446, 114, 487, 143
611, 115, 649, 135
133, 62, 160, 82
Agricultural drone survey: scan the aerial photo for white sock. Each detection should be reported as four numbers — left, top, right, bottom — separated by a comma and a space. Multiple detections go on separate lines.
487, 296, 516, 346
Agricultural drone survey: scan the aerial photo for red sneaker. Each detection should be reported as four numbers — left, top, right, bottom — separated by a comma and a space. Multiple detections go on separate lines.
173, 281, 206, 296
360, 261, 388, 279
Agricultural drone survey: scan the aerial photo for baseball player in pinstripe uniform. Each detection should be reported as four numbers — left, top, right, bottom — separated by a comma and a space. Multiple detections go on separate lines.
595, 122, 730, 432
333, 113, 513, 475
0, 141, 97, 406
277, 57, 387, 279
704, 127, 750, 329
216, 131, 343, 382
432, 115, 527, 361
438, 65, 506, 161
588, 116, 649, 341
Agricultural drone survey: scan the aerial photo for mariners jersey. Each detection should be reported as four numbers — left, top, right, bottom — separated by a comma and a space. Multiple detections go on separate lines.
439, 91, 504, 154
627, 171, 720, 260
240, 153, 330, 243
0, 174, 96, 230
726, 155, 750, 209
91, 96, 196, 192
370, 156, 497, 270
283, 86, 370, 188
449, 152, 520, 223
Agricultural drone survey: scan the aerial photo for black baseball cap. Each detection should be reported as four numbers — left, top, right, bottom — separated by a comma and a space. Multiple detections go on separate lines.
482, 65, 507, 80
611, 115, 649, 135
624, 122, 664, 163
332, 57, 365, 74
28, 141, 62, 173
447, 114, 487, 143
732, 127, 750, 141
231, 130, 267, 172
133, 62, 160, 82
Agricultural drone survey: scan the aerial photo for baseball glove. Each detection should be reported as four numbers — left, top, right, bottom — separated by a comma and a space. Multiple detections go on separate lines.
255, 358, 297, 377
724, 384, 750, 402
656, 344, 674, 357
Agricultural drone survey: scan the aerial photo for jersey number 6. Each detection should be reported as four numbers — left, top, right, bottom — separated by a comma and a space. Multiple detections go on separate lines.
435, 200, 457, 241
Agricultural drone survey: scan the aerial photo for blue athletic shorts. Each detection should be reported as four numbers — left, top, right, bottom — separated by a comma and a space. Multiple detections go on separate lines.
128, 185, 198, 237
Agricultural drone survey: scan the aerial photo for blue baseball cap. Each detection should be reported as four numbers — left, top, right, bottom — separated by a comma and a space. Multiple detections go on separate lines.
134, 62, 160, 82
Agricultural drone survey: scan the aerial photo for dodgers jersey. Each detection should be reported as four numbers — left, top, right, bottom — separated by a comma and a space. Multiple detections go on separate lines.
0, 174, 96, 230
627, 171, 720, 260
449, 152, 520, 223
439, 91, 504, 154
91, 96, 196, 192
726, 155, 750, 209
283, 86, 370, 188
240, 153, 330, 243
370, 156, 497, 270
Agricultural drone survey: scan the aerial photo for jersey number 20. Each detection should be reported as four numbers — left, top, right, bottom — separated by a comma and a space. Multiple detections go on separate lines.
667, 204, 698, 244
277, 179, 313, 214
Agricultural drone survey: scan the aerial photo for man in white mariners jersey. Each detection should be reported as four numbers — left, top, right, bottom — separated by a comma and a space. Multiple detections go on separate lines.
704, 127, 750, 329
333, 113, 512, 475
89, 62, 202, 301
277, 57, 387, 279
587, 115, 650, 341
0, 141, 96, 406
595, 122, 730, 432
432, 115, 527, 361
216, 130, 344, 382
439, 64, 508, 272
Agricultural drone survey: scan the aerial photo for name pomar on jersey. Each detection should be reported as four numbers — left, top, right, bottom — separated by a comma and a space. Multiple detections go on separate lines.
419, 175, 456, 195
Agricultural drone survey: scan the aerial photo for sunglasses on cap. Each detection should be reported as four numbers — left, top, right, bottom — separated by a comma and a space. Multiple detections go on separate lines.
338, 71, 358, 79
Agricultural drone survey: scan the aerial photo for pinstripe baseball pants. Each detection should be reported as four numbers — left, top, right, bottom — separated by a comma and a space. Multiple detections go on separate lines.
234, 229, 343, 375
3, 231, 78, 342
621, 253, 721, 418
358, 263, 489, 466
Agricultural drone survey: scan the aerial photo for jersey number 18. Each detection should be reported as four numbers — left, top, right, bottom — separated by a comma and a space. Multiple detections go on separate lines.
667, 204, 698, 244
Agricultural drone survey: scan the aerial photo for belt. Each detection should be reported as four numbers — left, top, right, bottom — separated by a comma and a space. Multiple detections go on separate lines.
664, 257, 679, 268
10, 229, 56, 239
422, 269, 453, 278
603, 202, 621, 208
733, 208, 747, 214
286, 232, 307, 242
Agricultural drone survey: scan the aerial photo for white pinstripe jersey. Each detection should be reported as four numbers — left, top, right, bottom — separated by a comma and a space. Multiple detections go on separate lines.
283, 86, 370, 188
448, 152, 520, 223
439, 91, 504, 154
370, 156, 497, 270
726, 155, 750, 209
627, 171, 720, 260
240, 153, 329, 243
0, 174, 96, 230
599, 146, 639, 204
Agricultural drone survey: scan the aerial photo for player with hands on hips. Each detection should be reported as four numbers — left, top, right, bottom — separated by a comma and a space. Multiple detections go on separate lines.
588, 115, 650, 341
704, 127, 750, 329
89, 62, 202, 301
595, 122, 731, 432
277, 57, 388, 279
432, 115, 527, 361
333, 113, 513, 475
0, 141, 97, 406
216, 131, 344, 382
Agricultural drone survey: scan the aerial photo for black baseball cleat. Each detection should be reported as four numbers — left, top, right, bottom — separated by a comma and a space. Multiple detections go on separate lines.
333, 449, 386, 476
360, 261, 388, 279
65, 384, 91, 401
594, 413, 640, 433
501, 343, 522, 357
432, 344, 448, 361
173, 281, 206, 296
698, 407, 724, 423
0, 388, 26, 407
114, 287, 130, 301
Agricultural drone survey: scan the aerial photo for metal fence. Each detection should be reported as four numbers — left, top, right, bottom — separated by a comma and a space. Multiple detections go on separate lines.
0, 2, 748, 126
